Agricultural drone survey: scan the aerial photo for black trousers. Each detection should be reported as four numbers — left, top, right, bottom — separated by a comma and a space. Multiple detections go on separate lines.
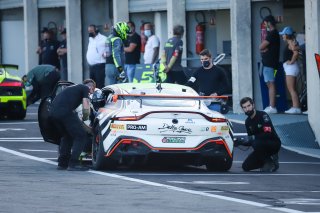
242, 139, 281, 171
165, 70, 187, 85
27, 71, 60, 105
50, 112, 88, 167
89, 63, 105, 89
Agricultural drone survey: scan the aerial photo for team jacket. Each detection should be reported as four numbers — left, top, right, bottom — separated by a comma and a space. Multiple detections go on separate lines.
245, 110, 281, 142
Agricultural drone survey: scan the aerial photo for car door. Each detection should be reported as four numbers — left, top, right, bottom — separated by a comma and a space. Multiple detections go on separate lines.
38, 81, 75, 145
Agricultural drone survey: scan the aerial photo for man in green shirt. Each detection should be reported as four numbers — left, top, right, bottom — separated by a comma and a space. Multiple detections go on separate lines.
26, 64, 60, 106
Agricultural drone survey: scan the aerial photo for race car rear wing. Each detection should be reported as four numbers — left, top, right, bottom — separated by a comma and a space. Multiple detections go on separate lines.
114, 94, 228, 109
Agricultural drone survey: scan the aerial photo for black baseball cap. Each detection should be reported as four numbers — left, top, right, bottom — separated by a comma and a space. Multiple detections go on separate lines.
41, 27, 49, 33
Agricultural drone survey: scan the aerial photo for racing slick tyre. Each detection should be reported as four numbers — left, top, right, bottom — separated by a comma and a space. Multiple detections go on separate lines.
205, 156, 233, 172
92, 125, 117, 170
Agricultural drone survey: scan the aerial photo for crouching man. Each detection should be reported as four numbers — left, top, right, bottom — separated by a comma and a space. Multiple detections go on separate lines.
235, 97, 281, 172
49, 79, 96, 171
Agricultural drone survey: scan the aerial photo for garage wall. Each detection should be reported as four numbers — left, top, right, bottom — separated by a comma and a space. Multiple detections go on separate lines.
0, 8, 25, 76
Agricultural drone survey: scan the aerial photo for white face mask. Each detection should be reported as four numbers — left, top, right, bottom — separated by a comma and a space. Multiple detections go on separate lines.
144, 30, 152, 37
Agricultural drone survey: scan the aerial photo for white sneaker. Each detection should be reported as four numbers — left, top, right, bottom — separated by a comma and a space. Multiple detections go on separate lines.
303, 110, 308, 115
264, 106, 278, 114
285, 107, 301, 114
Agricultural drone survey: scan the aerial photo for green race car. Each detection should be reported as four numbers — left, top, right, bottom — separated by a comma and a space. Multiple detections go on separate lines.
0, 64, 27, 119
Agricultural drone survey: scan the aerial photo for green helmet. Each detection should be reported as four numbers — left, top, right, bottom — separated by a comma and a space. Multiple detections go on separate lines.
114, 22, 130, 40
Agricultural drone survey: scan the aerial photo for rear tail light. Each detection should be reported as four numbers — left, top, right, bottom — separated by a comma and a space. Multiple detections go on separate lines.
0, 81, 22, 87
112, 116, 142, 121
204, 116, 227, 123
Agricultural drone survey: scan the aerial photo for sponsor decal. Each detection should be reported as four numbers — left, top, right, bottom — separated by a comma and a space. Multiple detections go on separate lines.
162, 137, 186, 143
211, 126, 217, 132
127, 124, 147, 131
221, 126, 229, 131
263, 126, 272, 133
158, 123, 192, 134
201, 127, 210, 132
185, 118, 195, 124
110, 124, 125, 130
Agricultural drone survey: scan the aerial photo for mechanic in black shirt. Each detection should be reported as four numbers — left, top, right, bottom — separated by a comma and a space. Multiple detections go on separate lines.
236, 97, 281, 172
37, 29, 60, 69
161, 25, 186, 84
49, 79, 96, 171
124, 21, 141, 82
186, 49, 228, 96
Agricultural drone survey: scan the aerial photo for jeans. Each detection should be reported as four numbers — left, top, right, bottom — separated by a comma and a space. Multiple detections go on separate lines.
124, 64, 136, 83
105, 63, 119, 86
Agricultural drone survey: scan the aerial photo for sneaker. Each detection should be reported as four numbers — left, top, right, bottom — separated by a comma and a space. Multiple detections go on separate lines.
57, 165, 68, 170
285, 107, 301, 114
270, 154, 279, 172
303, 110, 308, 115
264, 106, 278, 114
260, 157, 275, 172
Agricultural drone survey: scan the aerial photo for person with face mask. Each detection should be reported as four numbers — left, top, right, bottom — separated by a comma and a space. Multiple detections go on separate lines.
37, 29, 60, 69
259, 15, 280, 114
185, 49, 228, 96
143, 22, 160, 64
86, 24, 107, 89
235, 97, 281, 172
123, 21, 141, 82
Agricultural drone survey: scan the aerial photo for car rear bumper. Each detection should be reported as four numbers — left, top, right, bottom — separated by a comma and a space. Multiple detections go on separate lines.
104, 136, 232, 165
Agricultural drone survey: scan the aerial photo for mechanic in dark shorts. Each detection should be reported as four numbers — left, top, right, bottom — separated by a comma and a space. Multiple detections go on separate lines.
185, 49, 228, 96
236, 97, 281, 172
49, 79, 96, 171
25, 64, 60, 106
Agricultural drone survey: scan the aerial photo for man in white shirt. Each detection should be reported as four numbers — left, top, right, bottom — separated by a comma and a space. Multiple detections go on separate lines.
86, 24, 107, 89
143, 22, 160, 64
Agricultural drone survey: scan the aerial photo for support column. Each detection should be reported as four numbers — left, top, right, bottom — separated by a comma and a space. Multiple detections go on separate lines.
113, 0, 129, 25
167, 0, 186, 66
305, 0, 320, 145
23, 0, 38, 73
230, 0, 252, 113
65, 0, 82, 83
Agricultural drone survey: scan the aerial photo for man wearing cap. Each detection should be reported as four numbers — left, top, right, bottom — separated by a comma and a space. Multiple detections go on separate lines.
37, 29, 60, 69
259, 15, 280, 114
57, 29, 68, 80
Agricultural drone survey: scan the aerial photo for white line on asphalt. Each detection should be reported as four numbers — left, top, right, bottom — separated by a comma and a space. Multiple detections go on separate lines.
0, 146, 56, 166
129, 173, 320, 176
0, 121, 38, 125
20, 149, 57, 152
202, 190, 320, 193
0, 146, 310, 213
0, 140, 43, 142
0, 137, 43, 139
168, 181, 249, 185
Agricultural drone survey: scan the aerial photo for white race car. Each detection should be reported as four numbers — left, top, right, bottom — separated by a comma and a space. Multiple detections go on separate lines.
90, 83, 234, 171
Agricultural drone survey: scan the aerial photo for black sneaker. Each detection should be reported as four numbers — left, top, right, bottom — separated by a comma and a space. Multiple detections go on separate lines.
271, 154, 279, 172
260, 157, 275, 172
57, 165, 68, 170
67, 164, 89, 171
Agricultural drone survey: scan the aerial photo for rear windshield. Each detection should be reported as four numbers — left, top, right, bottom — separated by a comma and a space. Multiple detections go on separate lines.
129, 89, 198, 107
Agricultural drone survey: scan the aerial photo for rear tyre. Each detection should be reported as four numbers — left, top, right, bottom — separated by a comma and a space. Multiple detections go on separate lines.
206, 156, 233, 172
92, 125, 117, 170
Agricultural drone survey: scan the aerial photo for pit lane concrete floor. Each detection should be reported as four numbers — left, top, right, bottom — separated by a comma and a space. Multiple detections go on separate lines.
225, 112, 320, 159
